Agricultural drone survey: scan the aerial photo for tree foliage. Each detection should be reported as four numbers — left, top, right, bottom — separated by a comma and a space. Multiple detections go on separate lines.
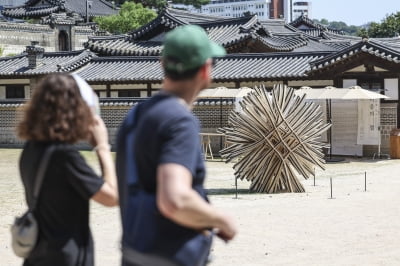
312, 18, 361, 36
359, 12, 400, 38
107, 0, 209, 10
94, 2, 157, 34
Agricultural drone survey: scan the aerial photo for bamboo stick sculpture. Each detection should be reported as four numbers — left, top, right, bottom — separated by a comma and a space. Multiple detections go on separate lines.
219, 84, 331, 193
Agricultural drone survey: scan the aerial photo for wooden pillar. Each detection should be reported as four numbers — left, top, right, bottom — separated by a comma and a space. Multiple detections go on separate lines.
333, 77, 340, 88
147, 83, 152, 97
235, 81, 241, 88
397, 76, 400, 128
106, 84, 111, 98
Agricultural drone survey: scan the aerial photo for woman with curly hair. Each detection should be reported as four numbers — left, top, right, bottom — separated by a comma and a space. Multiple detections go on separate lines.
17, 73, 118, 266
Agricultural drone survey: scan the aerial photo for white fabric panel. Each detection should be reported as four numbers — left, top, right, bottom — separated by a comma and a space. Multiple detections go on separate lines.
357, 99, 380, 145
331, 100, 363, 156
307, 99, 328, 142
384, 78, 398, 100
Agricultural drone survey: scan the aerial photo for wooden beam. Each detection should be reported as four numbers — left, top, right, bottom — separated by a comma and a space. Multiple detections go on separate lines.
106, 84, 111, 98
147, 83, 152, 97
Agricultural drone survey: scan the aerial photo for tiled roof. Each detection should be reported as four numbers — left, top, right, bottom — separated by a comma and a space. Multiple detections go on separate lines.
85, 13, 267, 56
373, 37, 400, 53
2, 0, 117, 19
86, 9, 337, 56
99, 97, 234, 106
320, 32, 361, 43
0, 50, 95, 76
308, 40, 400, 73
2, 5, 60, 18
64, 0, 117, 18
319, 40, 353, 50
212, 53, 328, 81
76, 56, 163, 82
129, 8, 229, 40
75, 52, 329, 83
257, 33, 308, 51
41, 12, 84, 25
3, 38, 400, 83
85, 36, 164, 56
260, 19, 299, 33
165, 8, 228, 24
290, 14, 345, 36
292, 38, 341, 52
0, 21, 53, 33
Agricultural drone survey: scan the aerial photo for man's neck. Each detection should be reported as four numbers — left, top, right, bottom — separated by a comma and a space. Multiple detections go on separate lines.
162, 78, 202, 107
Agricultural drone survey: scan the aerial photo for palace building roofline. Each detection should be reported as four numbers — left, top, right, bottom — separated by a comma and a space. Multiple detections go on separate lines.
309, 39, 400, 73
2, 0, 117, 20
85, 8, 342, 57
290, 13, 345, 37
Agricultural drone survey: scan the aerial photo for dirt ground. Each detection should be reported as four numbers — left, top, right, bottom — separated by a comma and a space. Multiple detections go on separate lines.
1, 149, 400, 266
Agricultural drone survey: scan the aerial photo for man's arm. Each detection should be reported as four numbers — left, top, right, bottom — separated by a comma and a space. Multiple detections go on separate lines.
156, 163, 237, 241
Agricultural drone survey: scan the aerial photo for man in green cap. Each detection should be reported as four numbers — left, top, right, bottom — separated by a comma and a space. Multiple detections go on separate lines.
117, 25, 237, 266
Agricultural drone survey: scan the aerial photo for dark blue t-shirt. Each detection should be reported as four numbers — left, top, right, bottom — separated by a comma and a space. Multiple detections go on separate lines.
134, 93, 206, 197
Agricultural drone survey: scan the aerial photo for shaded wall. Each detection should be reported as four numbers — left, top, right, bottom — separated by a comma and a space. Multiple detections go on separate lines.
0, 22, 96, 55
0, 99, 235, 152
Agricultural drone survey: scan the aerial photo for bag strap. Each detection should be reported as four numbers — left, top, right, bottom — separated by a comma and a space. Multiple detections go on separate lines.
30, 145, 57, 211
116, 104, 140, 220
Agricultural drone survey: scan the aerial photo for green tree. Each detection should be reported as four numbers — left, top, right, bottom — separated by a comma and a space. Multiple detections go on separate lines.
94, 2, 157, 34
312, 18, 362, 36
361, 12, 400, 38
319, 18, 329, 26
357, 28, 369, 38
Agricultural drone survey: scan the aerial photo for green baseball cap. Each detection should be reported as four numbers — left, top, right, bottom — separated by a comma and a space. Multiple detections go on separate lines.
162, 25, 226, 74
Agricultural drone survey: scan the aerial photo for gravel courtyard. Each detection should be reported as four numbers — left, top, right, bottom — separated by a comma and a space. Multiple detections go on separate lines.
1, 149, 400, 266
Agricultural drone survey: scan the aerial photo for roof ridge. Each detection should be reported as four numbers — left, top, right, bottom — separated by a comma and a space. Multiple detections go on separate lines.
57, 50, 96, 71
0, 53, 27, 61
168, 7, 227, 20
309, 40, 400, 70
128, 9, 187, 41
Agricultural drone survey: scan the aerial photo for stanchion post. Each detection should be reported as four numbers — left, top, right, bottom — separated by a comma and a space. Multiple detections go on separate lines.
330, 177, 333, 199
313, 167, 316, 186
235, 176, 238, 199
364, 171, 367, 192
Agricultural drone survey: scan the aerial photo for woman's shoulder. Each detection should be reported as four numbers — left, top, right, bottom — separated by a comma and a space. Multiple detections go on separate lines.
22, 141, 81, 161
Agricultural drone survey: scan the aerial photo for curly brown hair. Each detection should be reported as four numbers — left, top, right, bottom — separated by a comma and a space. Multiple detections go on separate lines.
17, 74, 94, 143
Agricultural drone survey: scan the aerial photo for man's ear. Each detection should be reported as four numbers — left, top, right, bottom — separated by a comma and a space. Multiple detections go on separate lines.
198, 59, 212, 80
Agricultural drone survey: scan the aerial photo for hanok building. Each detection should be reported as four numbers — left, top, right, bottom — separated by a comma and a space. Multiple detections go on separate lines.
0, 0, 116, 54
0, 8, 399, 156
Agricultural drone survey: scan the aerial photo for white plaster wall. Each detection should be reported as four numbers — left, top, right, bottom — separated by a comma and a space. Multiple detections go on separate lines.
24, 85, 30, 99
99, 91, 107, 98
0, 86, 5, 99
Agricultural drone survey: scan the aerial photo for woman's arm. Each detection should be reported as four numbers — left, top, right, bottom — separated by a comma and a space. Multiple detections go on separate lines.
90, 115, 118, 207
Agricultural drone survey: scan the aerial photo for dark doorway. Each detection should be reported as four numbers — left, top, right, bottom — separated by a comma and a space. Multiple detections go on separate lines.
58, 31, 69, 51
